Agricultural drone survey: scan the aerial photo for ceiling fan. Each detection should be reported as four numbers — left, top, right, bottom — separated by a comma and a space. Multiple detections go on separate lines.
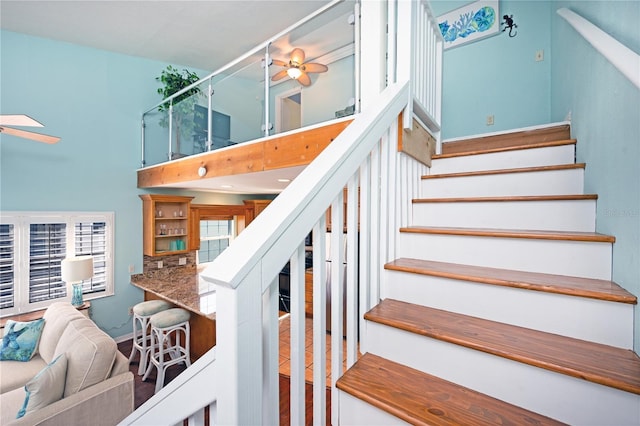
0, 115, 60, 144
271, 48, 328, 87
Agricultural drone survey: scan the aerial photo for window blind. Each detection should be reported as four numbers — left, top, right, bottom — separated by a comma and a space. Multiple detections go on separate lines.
0, 212, 114, 317
0, 224, 15, 309
29, 223, 67, 303
74, 222, 107, 294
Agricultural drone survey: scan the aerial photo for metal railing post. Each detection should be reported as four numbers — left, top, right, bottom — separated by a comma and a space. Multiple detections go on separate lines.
141, 116, 146, 168
207, 79, 213, 152
168, 102, 174, 161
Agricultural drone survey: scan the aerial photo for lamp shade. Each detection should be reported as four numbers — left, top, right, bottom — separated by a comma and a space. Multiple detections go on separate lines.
287, 67, 302, 79
61, 256, 94, 283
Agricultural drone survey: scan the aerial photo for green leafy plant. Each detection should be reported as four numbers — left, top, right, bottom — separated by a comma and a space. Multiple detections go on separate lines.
156, 66, 201, 109
156, 66, 202, 154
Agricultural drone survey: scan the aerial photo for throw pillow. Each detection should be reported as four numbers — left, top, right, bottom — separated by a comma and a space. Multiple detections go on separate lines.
1, 318, 45, 362
16, 353, 67, 419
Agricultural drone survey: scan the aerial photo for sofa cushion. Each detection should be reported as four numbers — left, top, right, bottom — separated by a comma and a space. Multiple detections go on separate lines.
39, 302, 86, 363
54, 318, 116, 397
0, 355, 47, 394
1, 319, 45, 362
16, 353, 67, 419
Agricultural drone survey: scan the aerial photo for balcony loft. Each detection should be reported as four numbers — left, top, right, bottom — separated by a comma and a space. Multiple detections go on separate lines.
138, 0, 360, 194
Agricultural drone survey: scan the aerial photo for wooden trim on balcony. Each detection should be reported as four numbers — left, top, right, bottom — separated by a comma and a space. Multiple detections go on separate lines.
137, 120, 353, 188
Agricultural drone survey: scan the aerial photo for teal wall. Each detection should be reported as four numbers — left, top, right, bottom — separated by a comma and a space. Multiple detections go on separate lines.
550, 0, 640, 351
0, 31, 267, 339
431, 0, 552, 139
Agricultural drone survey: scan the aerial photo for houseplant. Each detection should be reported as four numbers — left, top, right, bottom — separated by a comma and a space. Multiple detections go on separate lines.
156, 65, 201, 156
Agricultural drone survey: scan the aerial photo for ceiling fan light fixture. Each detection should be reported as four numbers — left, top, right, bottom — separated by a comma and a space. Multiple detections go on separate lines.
287, 67, 303, 80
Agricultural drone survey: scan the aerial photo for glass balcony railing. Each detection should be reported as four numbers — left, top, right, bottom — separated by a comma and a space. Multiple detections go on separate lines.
141, 0, 356, 168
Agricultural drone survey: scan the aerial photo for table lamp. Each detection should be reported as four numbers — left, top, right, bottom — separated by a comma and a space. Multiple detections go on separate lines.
61, 256, 94, 307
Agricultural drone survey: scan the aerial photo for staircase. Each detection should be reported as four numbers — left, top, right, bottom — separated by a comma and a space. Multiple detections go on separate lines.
336, 124, 640, 425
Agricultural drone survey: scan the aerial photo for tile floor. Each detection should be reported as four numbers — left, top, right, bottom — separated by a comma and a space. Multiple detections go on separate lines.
278, 313, 352, 385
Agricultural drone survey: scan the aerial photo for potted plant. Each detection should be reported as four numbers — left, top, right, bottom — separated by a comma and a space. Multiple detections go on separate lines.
156, 65, 201, 156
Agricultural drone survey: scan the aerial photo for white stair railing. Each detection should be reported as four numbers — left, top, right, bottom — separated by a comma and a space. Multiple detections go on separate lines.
396, 0, 444, 153
202, 80, 412, 425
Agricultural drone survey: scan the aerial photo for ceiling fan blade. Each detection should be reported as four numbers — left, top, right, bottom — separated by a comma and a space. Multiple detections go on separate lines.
272, 59, 288, 67
271, 69, 289, 82
301, 63, 328, 74
290, 48, 305, 65
297, 72, 311, 87
0, 126, 60, 144
0, 114, 44, 127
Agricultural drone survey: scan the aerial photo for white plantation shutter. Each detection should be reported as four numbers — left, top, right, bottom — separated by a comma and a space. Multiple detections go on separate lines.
29, 223, 67, 303
0, 212, 114, 316
0, 224, 15, 309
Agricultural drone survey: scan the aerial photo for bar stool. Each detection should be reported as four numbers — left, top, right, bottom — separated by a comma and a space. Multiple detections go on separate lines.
143, 308, 191, 393
128, 300, 172, 375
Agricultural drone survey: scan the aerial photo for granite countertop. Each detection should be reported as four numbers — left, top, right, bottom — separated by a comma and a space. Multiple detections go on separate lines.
130, 266, 217, 319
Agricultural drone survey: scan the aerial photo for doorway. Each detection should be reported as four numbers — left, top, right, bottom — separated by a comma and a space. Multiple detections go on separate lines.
275, 88, 302, 133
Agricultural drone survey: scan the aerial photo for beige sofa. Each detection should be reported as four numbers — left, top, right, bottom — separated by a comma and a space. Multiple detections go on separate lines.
0, 302, 134, 425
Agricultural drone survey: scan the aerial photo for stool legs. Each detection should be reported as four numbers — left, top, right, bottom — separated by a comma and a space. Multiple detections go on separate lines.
128, 313, 154, 375
143, 320, 191, 394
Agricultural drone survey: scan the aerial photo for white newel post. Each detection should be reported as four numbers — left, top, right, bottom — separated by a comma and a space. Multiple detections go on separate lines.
213, 265, 264, 425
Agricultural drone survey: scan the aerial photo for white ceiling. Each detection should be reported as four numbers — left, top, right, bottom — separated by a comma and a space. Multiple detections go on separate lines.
0, 0, 336, 71
0, 0, 355, 194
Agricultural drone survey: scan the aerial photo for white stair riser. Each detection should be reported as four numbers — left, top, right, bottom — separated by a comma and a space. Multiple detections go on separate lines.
339, 392, 408, 425
430, 144, 576, 175
365, 322, 640, 426
397, 232, 612, 280
412, 199, 596, 232
382, 270, 634, 348
421, 168, 584, 198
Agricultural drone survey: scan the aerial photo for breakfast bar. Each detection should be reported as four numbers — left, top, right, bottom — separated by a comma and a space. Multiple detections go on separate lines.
130, 266, 217, 361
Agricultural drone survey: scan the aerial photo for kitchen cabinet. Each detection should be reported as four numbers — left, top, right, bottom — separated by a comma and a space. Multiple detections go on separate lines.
140, 194, 194, 256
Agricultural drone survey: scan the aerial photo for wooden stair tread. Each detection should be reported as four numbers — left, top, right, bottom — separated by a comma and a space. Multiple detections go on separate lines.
413, 194, 598, 203
440, 124, 571, 156
365, 299, 640, 395
433, 139, 576, 159
336, 353, 565, 426
400, 225, 615, 243
423, 163, 585, 180
385, 258, 637, 304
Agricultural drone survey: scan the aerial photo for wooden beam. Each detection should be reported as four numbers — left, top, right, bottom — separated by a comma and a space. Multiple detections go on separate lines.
138, 120, 353, 188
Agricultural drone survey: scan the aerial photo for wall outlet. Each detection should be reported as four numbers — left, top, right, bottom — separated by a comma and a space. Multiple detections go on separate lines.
128, 264, 135, 274
157, 261, 163, 269
179, 257, 187, 265
128, 306, 133, 315
486, 115, 495, 125
535, 50, 544, 62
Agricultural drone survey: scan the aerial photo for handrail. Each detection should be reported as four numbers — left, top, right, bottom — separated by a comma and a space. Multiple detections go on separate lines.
143, 0, 345, 115
557, 7, 640, 90
200, 81, 410, 292
119, 347, 218, 425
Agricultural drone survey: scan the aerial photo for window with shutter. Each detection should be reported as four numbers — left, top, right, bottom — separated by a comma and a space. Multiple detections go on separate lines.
74, 222, 107, 294
0, 212, 114, 317
29, 223, 67, 303
0, 224, 15, 309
